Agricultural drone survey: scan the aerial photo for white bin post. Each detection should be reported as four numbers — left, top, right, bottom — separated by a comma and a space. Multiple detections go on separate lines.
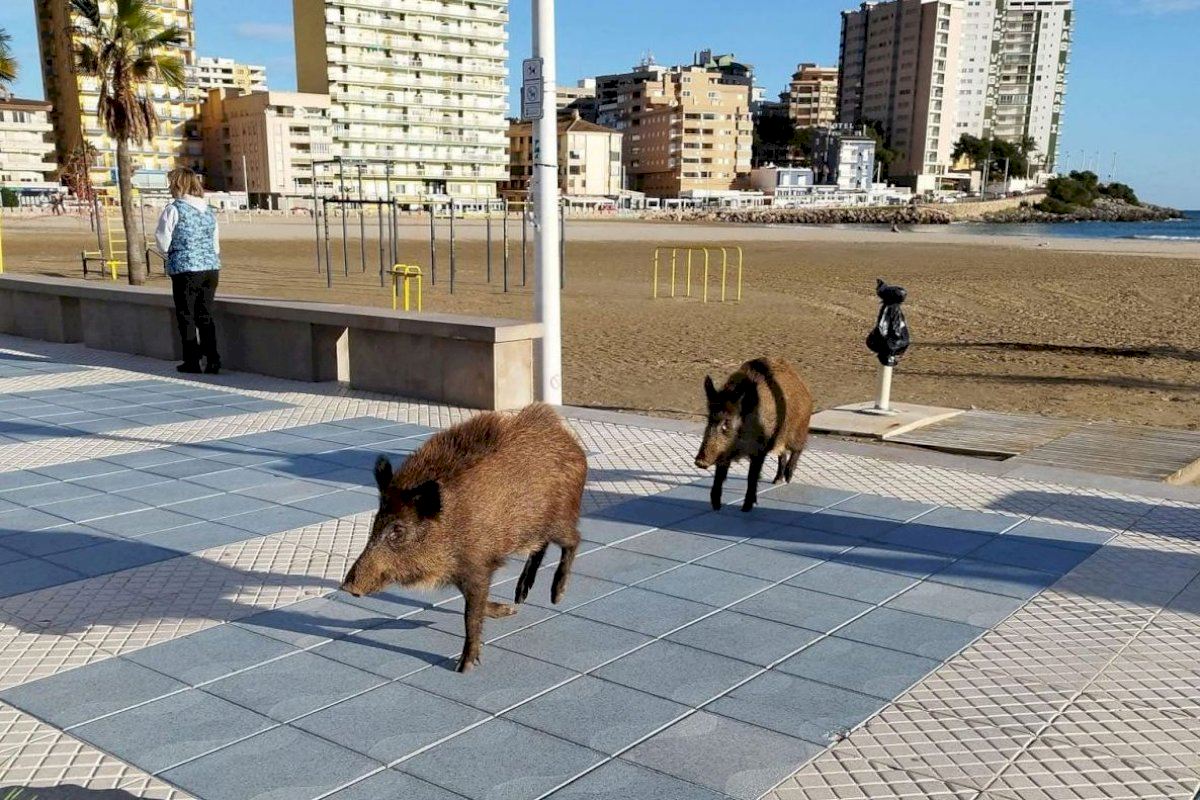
875, 364, 894, 412
532, 0, 562, 405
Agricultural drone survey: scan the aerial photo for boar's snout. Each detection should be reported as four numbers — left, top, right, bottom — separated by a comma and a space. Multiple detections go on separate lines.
695, 455, 711, 470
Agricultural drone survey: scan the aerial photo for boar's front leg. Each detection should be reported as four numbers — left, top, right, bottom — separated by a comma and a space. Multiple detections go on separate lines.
742, 454, 766, 513
711, 463, 729, 511
457, 579, 489, 673
515, 543, 548, 605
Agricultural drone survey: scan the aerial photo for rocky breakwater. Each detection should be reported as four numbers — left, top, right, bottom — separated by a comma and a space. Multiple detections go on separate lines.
982, 198, 1184, 224
653, 205, 954, 225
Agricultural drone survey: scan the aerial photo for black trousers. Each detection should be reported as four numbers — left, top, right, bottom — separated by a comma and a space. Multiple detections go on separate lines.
170, 270, 220, 367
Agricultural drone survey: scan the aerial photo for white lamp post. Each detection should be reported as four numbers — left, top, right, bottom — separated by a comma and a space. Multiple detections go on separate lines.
532, 0, 562, 405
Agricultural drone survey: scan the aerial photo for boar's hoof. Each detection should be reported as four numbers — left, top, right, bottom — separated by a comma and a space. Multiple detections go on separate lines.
486, 601, 518, 618
741, 500, 755, 513
456, 653, 480, 673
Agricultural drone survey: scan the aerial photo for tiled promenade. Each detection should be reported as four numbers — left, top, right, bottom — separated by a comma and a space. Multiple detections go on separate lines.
0, 335, 1197, 800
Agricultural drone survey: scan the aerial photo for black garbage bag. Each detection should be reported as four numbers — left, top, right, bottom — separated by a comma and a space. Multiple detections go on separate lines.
866, 278, 911, 367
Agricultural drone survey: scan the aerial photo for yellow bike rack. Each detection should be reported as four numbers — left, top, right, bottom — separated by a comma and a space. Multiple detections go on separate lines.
652, 246, 743, 303
391, 264, 423, 311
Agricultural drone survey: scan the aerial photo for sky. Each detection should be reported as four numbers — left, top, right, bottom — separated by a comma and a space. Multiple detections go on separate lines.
2, 0, 1197, 207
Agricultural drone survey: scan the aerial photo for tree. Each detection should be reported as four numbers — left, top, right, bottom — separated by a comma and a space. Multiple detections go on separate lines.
859, 119, 901, 171
952, 134, 1030, 181
70, 0, 186, 285
0, 28, 17, 86
791, 126, 817, 163
61, 141, 100, 204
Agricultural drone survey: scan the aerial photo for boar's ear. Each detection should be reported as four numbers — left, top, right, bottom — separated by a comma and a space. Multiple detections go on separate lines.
374, 455, 393, 495
737, 379, 760, 414
410, 480, 442, 520
703, 375, 717, 403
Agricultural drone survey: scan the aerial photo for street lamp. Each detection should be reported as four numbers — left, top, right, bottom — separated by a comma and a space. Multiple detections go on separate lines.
532, 0, 562, 405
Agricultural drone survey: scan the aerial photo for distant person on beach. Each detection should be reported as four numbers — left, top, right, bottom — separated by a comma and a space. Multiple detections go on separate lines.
155, 167, 222, 375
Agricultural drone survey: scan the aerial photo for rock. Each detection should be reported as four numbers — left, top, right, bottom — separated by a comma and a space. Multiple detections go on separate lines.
979, 198, 1184, 224
647, 206, 953, 226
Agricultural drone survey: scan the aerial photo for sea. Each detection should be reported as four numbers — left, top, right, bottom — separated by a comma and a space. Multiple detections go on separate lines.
939, 209, 1200, 242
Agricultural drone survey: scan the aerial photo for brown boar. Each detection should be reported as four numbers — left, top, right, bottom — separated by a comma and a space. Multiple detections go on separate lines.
694, 358, 813, 513
341, 403, 587, 673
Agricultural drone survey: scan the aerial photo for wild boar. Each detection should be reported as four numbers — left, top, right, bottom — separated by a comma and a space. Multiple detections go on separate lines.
341, 403, 587, 673
695, 358, 813, 513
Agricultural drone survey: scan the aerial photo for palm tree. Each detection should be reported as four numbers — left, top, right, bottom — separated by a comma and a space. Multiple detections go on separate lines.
70, 0, 186, 285
0, 28, 18, 86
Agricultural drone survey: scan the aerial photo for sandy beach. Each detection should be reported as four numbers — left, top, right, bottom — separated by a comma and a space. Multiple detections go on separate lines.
3, 212, 1198, 428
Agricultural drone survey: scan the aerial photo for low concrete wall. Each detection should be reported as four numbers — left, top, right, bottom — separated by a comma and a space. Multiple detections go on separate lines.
0, 275, 542, 410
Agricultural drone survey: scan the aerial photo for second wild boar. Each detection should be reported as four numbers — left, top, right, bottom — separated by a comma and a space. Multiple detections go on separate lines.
340, 403, 587, 672
695, 357, 813, 512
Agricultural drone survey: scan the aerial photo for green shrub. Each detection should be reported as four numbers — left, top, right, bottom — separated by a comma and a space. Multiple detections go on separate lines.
0, 188, 18, 209
1100, 182, 1140, 206
1037, 197, 1075, 215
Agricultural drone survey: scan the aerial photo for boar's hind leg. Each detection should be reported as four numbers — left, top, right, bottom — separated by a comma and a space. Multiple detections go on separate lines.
457, 579, 489, 673
711, 463, 730, 511
515, 543, 548, 605
742, 454, 766, 513
550, 527, 581, 605
772, 453, 788, 485
486, 601, 518, 618
784, 450, 801, 483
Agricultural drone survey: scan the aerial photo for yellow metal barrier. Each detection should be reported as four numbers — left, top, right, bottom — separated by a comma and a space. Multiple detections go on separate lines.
652, 246, 743, 303
391, 264, 423, 311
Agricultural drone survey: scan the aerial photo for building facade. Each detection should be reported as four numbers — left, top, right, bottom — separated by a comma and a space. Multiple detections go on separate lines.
35, 0, 201, 188
193, 57, 268, 93
785, 63, 839, 129
0, 96, 57, 186
504, 113, 622, 200
813, 126, 877, 191
596, 57, 754, 198
292, 0, 509, 203
838, 0, 965, 186
956, 0, 1072, 173
556, 78, 598, 121
749, 166, 815, 201
200, 89, 333, 208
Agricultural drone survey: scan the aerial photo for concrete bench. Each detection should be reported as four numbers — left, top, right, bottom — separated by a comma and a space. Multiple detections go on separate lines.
0, 275, 542, 410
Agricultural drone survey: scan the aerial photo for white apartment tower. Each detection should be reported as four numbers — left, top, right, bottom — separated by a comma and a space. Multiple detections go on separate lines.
292, 0, 509, 202
957, 0, 1073, 173
193, 57, 268, 93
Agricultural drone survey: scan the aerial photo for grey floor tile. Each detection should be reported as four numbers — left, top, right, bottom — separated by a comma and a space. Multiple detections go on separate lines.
789, 512, 900, 541
623, 711, 820, 800
916, 506, 1022, 533
731, 584, 872, 633
768, 484, 857, 508
294, 682, 487, 764
223, 505, 328, 535
38, 493, 151, 524
874, 524, 995, 557
886, 582, 1027, 628
235, 479, 337, 504
136, 522, 251, 553
72, 689, 273, 774
169, 493, 274, 521
289, 490, 377, 518
749, 526, 863, 562
928, 557, 1058, 600
668, 511, 781, 543
829, 495, 935, 522
665, 609, 822, 667
405, 648, 578, 714
1003, 519, 1114, 551
312, 619, 464, 679
595, 640, 761, 707
525, 574, 626, 612
116, 480, 220, 507
326, 770, 467, 800
572, 547, 678, 585
785, 561, 919, 604
613, 529, 730, 563
695, 543, 822, 583
547, 759, 731, 800
505, 675, 689, 755
142, 458, 231, 480
637, 564, 770, 607
0, 556, 83, 598
125, 624, 297, 686
775, 637, 940, 700
569, 586, 715, 637
74, 469, 165, 493
0, 526, 119, 558
204, 651, 387, 722
495, 615, 652, 672
161, 726, 379, 800
0, 507, 75, 532
0, 543, 22, 565
234, 596, 388, 648
86, 507, 200, 537
971, 537, 1092, 575
836, 607, 986, 661
43, 539, 177, 578
598, 499, 705, 529
0, 658, 185, 728
184, 468, 275, 492
709, 670, 887, 745
578, 516, 656, 545
833, 542, 956, 579
401, 718, 605, 800
333, 585, 437, 617
4, 481, 100, 509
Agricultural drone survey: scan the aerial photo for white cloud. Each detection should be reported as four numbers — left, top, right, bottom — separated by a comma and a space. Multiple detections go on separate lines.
234, 22, 293, 42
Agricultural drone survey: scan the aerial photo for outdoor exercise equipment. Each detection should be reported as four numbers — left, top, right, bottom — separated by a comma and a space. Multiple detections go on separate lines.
391, 264, 424, 312
651, 246, 743, 303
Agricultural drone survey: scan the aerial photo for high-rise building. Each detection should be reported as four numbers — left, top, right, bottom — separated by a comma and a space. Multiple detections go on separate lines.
556, 78, 598, 121
837, 0, 966, 186
199, 89, 333, 208
0, 95, 57, 186
193, 57, 268, 94
596, 56, 755, 198
292, 0, 509, 202
504, 113, 623, 200
785, 64, 839, 129
956, 0, 1072, 173
35, 0, 201, 187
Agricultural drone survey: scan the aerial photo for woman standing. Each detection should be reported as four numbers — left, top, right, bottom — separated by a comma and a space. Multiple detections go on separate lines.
155, 168, 221, 374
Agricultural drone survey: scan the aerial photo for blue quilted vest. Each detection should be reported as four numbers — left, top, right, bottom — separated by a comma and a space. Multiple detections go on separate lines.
166, 200, 220, 276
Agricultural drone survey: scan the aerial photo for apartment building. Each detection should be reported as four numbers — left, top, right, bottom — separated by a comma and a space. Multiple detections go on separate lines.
0, 96, 57, 186
35, 0, 201, 187
292, 0, 509, 202
838, 0, 965, 187
813, 126, 877, 191
193, 57, 268, 93
785, 64, 839, 128
957, 0, 1072, 173
504, 113, 622, 199
556, 79, 599, 122
200, 89, 333, 208
596, 57, 754, 198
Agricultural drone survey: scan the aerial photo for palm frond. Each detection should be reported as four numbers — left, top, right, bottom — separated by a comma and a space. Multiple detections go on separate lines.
0, 28, 18, 85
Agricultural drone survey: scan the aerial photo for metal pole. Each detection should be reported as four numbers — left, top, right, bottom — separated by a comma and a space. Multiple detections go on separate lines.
386, 162, 396, 268
559, 201, 565, 288
357, 165, 366, 273
378, 196, 386, 286
322, 199, 333, 289
533, 0, 563, 404
502, 199, 509, 293
312, 161, 322, 274
521, 200, 527, 287
339, 159, 348, 276
486, 206, 492, 284
428, 202, 437, 285
242, 153, 249, 207
449, 199, 456, 294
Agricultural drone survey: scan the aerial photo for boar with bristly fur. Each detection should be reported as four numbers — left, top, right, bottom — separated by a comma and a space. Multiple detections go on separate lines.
341, 403, 587, 673
695, 358, 813, 513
